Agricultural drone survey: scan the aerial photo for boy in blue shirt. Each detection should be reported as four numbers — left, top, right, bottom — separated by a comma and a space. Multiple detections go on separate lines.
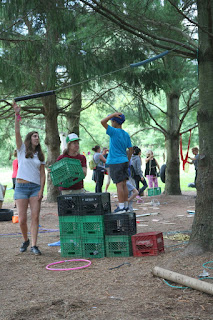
101, 112, 133, 213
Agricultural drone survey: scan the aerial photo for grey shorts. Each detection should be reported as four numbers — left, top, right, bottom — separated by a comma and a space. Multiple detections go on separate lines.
109, 162, 129, 184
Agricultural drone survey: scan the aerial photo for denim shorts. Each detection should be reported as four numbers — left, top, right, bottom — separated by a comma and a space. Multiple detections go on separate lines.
14, 182, 41, 200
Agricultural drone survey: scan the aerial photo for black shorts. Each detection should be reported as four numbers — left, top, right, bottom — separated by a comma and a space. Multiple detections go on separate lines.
109, 162, 129, 184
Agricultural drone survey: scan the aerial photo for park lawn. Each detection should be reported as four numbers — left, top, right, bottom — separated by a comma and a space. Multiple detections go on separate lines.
1, 165, 196, 204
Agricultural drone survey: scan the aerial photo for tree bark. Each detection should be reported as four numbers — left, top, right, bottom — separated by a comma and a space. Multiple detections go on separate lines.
165, 91, 181, 195
187, 0, 213, 253
43, 94, 61, 202
67, 86, 82, 135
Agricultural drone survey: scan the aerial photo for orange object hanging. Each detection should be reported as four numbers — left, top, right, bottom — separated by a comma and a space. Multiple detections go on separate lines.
180, 129, 192, 170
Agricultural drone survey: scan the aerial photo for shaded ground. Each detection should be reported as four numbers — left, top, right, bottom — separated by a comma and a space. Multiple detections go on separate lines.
1, 191, 213, 320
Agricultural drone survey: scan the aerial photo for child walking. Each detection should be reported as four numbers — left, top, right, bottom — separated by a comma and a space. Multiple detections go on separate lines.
101, 112, 133, 213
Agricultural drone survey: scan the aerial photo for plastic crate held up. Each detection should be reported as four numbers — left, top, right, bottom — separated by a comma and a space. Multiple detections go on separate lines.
104, 212, 136, 235
131, 232, 164, 257
105, 235, 132, 257
50, 157, 85, 188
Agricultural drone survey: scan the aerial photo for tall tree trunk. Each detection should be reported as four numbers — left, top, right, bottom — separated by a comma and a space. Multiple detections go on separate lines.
67, 86, 82, 135
187, 0, 213, 253
165, 91, 181, 195
43, 94, 60, 202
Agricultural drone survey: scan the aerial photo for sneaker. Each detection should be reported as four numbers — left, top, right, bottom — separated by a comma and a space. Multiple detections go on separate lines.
125, 207, 131, 212
20, 239, 30, 253
113, 206, 126, 214
30, 246, 41, 255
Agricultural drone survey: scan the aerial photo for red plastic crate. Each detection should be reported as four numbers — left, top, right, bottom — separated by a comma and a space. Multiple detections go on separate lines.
131, 232, 164, 257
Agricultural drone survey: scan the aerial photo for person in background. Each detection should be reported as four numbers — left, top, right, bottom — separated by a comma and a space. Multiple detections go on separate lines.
103, 147, 111, 192
188, 147, 199, 187
126, 180, 139, 211
12, 150, 18, 208
13, 102, 46, 256
131, 147, 148, 197
92, 145, 106, 193
0, 183, 6, 209
145, 150, 160, 188
56, 133, 87, 195
101, 112, 133, 213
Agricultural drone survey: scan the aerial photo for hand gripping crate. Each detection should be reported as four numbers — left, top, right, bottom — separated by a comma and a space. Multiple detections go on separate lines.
105, 235, 132, 257
131, 232, 164, 257
147, 187, 161, 196
104, 212, 136, 235
50, 157, 85, 188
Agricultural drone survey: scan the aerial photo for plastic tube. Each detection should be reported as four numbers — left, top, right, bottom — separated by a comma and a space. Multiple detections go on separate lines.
14, 90, 55, 102
152, 266, 213, 295
130, 51, 169, 68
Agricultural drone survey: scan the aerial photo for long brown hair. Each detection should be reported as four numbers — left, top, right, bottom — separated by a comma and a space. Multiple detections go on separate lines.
24, 131, 45, 162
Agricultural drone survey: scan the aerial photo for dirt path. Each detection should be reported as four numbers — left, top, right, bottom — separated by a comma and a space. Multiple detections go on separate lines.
1, 191, 213, 320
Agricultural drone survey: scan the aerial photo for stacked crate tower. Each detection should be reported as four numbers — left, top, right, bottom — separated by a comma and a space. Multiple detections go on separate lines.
57, 193, 111, 258
57, 193, 137, 258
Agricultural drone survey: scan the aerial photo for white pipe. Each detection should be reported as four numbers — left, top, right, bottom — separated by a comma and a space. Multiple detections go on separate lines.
152, 266, 213, 295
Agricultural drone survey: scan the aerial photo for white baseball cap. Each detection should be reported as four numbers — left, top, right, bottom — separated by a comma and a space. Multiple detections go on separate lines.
66, 133, 80, 143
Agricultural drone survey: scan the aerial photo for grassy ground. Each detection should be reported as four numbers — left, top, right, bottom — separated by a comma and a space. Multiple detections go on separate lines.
1, 164, 196, 203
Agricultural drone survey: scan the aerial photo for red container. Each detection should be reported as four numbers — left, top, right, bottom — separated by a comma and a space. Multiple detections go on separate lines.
131, 232, 164, 257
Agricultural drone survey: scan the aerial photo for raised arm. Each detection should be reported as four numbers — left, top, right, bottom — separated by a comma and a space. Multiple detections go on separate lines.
12, 102, 23, 150
101, 112, 122, 129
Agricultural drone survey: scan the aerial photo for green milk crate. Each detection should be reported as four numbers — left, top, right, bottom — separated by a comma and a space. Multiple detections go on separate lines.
147, 187, 161, 196
82, 237, 105, 258
59, 215, 82, 237
60, 236, 82, 257
105, 235, 132, 257
81, 215, 104, 238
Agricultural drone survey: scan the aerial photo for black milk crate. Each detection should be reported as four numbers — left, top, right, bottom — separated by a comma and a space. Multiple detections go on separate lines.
79, 193, 111, 215
57, 194, 80, 216
104, 212, 136, 235
105, 235, 132, 257
57, 193, 111, 216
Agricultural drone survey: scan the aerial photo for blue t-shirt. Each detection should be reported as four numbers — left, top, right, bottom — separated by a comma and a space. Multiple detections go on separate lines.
106, 125, 132, 164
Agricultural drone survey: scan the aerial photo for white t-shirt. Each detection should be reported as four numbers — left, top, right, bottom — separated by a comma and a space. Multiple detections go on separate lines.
17, 143, 45, 185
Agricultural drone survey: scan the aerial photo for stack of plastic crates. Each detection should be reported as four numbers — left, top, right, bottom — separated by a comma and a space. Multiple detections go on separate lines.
104, 212, 137, 257
57, 193, 111, 258
131, 231, 164, 256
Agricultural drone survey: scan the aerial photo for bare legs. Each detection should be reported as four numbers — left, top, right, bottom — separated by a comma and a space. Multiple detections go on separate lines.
16, 196, 41, 246
116, 180, 128, 203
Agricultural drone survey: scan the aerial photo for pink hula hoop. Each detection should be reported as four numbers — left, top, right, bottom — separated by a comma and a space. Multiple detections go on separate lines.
46, 259, 91, 271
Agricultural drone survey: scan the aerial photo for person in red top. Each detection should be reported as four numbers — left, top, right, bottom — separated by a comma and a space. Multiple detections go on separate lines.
12, 150, 18, 188
12, 150, 18, 208
56, 133, 87, 194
